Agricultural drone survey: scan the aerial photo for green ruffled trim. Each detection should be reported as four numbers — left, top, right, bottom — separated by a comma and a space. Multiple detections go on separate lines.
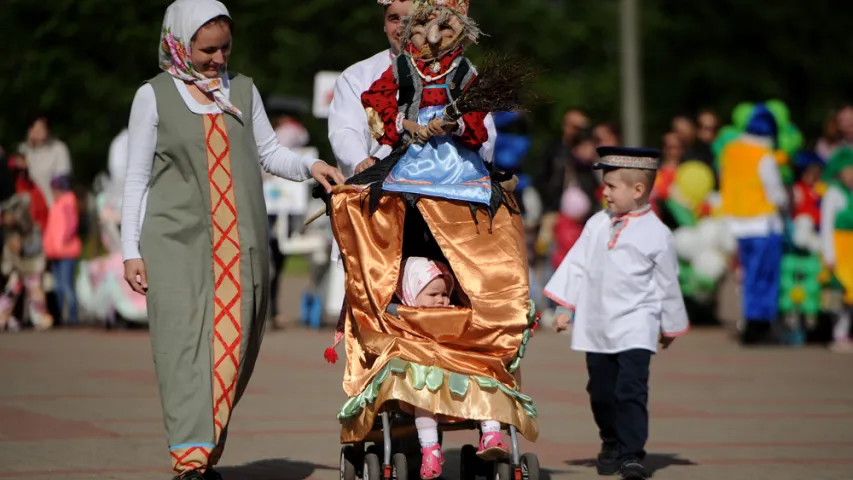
337, 358, 539, 422
507, 300, 538, 374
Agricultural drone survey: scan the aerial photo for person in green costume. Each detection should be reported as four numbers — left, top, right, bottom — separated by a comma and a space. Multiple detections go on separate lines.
819, 147, 853, 353
119, 1, 345, 478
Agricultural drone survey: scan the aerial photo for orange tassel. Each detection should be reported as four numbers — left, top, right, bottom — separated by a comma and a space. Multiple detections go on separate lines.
324, 347, 339, 364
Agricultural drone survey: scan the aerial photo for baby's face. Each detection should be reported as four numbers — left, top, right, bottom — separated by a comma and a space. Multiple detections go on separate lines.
415, 277, 450, 307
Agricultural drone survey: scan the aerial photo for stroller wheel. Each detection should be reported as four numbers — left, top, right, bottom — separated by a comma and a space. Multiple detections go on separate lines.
520, 453, 540, 480
391, 452, 407, 480
364, 452, 382, 480
459, 444, 478, 480
492, 461, 511, 480
340, 446, 358, 480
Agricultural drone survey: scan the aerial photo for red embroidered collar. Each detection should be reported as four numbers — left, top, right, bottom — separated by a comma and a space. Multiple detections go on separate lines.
407, 44, 464, 79
610, 204, 652, 223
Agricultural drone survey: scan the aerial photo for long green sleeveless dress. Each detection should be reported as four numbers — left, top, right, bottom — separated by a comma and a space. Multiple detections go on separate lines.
141, 72, 269, 474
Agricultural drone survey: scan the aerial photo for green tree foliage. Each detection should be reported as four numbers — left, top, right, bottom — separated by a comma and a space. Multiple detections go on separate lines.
1, 0, 850, 183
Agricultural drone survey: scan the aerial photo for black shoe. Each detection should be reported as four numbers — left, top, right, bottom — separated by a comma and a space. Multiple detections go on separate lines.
596, 444, 620, 475
174, 471, 205, 480
740, 321, 777, 346
620, 460, 649, 479
203, 468, 223, 480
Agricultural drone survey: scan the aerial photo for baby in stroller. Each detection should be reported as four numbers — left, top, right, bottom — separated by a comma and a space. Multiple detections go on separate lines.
396, 256, 507, 479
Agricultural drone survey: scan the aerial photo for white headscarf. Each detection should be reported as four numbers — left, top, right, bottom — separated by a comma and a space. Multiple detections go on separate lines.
158, 0, 242, 118
397, 257, 455, 307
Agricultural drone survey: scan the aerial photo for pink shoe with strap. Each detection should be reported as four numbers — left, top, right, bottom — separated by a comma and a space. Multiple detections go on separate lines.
420, 444, 444, 480
477, 431, 510, 461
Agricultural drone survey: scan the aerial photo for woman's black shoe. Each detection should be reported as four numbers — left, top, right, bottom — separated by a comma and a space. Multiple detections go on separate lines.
174, 471, 205, 480
203, 468, 223, 480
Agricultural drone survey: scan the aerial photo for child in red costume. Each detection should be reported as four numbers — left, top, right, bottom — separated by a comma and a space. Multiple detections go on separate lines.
551, 186, 591, 271
792, 151, 825, 227
7, 154, 48, 231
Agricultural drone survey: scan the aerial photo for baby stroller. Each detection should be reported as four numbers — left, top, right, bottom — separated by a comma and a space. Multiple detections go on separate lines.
340, 409, 540, 480
75, 187, 148, 328
318, 174, 541, 480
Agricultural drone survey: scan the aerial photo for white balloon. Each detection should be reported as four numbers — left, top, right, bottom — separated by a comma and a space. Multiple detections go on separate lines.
792, 214, 819, 251
696, 218, 722, 250
717, 222, 738, 255
793, 213, 815, 231
673, 227, 702, 261
692, 249, 727, 282
706, 191, 722, 210
808, 234, 823, 254
522, 187, 543, 226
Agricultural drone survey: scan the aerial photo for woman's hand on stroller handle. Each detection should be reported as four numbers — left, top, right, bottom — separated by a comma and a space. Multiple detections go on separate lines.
311, 161, 346, 194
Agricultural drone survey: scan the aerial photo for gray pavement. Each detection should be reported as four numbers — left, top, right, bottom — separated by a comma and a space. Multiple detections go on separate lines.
1, 315, 852, 479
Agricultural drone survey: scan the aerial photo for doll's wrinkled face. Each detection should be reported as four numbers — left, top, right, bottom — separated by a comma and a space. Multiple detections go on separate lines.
407, 8, 464, 60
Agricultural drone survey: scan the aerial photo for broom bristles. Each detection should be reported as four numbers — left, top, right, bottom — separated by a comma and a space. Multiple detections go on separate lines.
445, 52, 541, 122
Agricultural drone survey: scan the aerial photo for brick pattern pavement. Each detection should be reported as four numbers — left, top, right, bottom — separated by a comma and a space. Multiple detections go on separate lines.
1, 327, 851, 479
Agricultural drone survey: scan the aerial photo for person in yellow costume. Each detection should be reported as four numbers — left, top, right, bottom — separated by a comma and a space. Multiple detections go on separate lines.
718, 105, 789, 345
819, 147, 853, 353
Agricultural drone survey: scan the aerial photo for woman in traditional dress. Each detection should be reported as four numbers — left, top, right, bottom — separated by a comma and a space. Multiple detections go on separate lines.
120, 1, 344, 478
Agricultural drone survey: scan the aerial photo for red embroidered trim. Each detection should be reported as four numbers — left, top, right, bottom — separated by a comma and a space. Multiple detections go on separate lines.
607, 205, 652, 249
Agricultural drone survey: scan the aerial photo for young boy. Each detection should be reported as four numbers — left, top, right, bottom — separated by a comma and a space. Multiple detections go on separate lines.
544, 147, 689, 480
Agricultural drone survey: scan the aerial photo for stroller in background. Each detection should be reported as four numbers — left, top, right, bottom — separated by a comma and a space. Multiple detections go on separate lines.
75, 174, 147, 328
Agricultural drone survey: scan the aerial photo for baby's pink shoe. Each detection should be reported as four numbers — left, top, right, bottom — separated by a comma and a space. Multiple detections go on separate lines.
419, 444, 444, 479
477, 431, 510, 460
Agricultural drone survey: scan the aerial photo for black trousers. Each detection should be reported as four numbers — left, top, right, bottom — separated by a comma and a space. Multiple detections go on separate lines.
586, 349, 652, 462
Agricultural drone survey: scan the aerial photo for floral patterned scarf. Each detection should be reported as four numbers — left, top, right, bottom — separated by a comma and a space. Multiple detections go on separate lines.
158, 0, 242, 119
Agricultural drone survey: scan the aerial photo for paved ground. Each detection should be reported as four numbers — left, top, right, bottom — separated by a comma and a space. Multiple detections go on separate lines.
1, 321, 852, 480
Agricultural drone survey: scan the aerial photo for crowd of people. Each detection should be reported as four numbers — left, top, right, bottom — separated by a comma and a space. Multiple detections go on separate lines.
4, 39, 853, 357
0, 115, 81, 332
527, 103, 853, 353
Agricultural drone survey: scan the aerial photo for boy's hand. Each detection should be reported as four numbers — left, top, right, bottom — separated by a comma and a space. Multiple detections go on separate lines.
659, 333, 675, 349
553, 313, 571, 333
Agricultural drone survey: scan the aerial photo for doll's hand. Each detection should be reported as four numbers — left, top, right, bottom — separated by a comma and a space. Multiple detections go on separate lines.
414, 126, 432, 143
355, 157, 376, 174
427, 118, 455, 137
